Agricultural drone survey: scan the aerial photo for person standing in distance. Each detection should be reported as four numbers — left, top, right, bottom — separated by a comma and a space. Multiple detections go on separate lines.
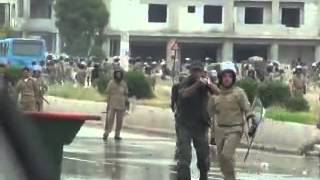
209, 62, 254, 180
16, 67, 39, 111
103, 68, 128, 141
33, 65, 48, 111
176, 61, 220, 180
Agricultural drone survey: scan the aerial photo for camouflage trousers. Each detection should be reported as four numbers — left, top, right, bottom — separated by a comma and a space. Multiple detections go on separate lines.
215, 127, 242, 180
20, 96, 36, 111
176, 124, 210, 180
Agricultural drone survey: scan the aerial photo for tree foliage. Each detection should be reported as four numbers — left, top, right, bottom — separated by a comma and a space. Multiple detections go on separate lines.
55, 0, 109, 56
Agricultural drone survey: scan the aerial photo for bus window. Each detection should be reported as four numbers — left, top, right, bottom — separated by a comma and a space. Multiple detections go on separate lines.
4, 43, 8, 56
0, 43, 4, 56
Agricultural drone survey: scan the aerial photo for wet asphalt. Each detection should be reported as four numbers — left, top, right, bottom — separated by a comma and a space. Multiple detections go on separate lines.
61, 125, 320, 180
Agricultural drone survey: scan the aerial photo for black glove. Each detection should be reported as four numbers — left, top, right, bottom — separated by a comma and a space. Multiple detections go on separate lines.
248, 123, 257, 137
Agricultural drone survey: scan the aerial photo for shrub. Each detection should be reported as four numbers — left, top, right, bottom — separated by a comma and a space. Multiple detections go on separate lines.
258, 80, 291, 108
6, 67, 22, 84
284, 95, 310, 112
126, 71, 154, 99
237, 79, 259, 104
266, 107, 315, 124
97, 73, 112, 94
48, 83, 104, 102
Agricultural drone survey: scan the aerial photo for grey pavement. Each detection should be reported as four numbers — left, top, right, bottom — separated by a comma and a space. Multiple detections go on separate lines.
61, 125, 320, 180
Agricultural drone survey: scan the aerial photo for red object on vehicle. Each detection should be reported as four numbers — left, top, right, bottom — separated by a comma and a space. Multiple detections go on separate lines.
24, 112, 101, 121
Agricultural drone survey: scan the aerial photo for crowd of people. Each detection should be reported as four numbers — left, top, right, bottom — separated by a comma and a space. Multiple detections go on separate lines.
169, 57, 320, 180
3, 54, 320, 180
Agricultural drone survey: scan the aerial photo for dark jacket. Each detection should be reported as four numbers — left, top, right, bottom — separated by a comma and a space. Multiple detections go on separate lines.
176, 76, 210, 128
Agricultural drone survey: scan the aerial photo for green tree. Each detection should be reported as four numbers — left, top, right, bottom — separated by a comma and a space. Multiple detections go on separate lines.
55, 0, 109, 57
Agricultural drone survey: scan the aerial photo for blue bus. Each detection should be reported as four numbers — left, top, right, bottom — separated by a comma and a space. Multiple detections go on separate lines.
0, 38, 47, 68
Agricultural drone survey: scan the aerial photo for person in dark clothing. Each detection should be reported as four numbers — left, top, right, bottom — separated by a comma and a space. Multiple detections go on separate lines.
175, 61, 219, 180
91, 63, 100, 87
0, 63, 14, 96
171, 73, 188, 160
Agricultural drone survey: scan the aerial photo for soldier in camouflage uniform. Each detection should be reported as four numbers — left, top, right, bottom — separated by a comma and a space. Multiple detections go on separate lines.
56, 60, 65, 85
76, 62, 87, 87
16, 67, 39, 111
291, 65, 307, 95
176, 61, 219, 180
208, 62, 254, 180
47, 61, 57, 85
33, 65, 48, 111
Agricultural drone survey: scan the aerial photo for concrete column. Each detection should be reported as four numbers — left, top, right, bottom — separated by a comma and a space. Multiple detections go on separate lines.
23, 0, 30, 18
272, 0, 280, 24
315, 45, 320, 61
4, 4, 9, 26
102, 37, 111, 58
224, 0, 234, 32
119, 33, 130, 71
55, 33, 61, 55
120, 33, 129, 57
22, 31, 27, 38
222, 41, 233, 62
216, 45, 222, 62
168, 3, 179, 32
270, 43, 279, 61
166, 39, 181, 72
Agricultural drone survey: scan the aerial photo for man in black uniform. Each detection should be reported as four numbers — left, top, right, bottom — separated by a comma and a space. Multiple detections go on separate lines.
176, 61, 219, 180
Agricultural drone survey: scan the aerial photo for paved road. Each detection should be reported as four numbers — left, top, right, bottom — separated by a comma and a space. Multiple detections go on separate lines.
61, 125, 320, 180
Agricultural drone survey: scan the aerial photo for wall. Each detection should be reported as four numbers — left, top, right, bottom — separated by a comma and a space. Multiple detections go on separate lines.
279, 45, 315, 64
107, 0, 320, 38
177, 4, 224, 33
107, 0, 169, 32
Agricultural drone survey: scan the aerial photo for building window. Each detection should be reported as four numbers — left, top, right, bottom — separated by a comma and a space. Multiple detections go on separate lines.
148, 4, 167, 23
188, 6, 195, 13
245, 7, 264, 24
203, 5, 223, 24
18, 0, 23, 17
30, 0, 52, 18
282, 8, 300, 27
12, 4, 16, 18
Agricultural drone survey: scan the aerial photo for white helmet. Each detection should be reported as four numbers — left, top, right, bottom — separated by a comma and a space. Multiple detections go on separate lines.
33, 65, 42, 72
220, 62, 237, 74
209, 70, 218, 77
218, 62, 237, 85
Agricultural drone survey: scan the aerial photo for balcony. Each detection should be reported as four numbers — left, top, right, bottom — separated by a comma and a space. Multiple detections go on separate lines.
16, 17, 57, 33
234, 23, 319, 38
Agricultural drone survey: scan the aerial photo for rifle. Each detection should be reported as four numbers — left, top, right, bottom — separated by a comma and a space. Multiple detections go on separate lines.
42, 96, 50, 105
244, 97, 264, 162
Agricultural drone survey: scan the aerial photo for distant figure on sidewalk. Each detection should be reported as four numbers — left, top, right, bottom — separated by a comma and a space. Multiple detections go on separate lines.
103, 68, 128, 141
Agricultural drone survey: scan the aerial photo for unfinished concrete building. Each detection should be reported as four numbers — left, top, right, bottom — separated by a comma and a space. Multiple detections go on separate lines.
15, 0, 60, 54
105, 0, 320, 64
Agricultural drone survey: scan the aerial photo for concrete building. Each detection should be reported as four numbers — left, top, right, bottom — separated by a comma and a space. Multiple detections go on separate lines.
0, 0, 16, 30
14, 0, 60, 54
104, 0, 320, 65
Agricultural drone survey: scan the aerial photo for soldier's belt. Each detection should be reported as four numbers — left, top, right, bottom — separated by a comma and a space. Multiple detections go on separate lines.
218, 123, 243, 127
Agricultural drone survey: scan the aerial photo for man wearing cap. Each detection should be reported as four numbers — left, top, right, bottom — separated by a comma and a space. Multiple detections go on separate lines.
16, 67, 39, 111
291, 65, 307, 95
208, 62, 254, 180
33, 65, 48, 111
176, 61, 219, 180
